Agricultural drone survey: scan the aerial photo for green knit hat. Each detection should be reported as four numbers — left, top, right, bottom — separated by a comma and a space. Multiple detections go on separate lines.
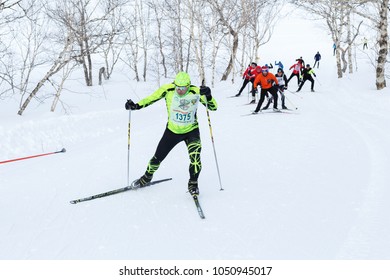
174, 72, 191, 87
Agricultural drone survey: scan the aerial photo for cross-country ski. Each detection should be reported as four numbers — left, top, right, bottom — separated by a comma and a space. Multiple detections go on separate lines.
69, 178, 172, 204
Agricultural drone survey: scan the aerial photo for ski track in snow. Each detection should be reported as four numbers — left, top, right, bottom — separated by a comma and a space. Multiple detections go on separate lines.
317, 89, 390, 259
1, 83, 390, 259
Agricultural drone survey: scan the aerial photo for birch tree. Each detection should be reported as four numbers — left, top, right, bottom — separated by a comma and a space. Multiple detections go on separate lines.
292, 0, 344, 78
207, 0, 250, 81
148, 0, 168, 78
135, 0, 151, 82
293, 0, 363, 78
0, 0, 49, 114
250, 0, 280, 63
0, 0, 27, 99
162, 0, 189, 73
186, 0, 208, 83
354, 0, 388, 90
50, 61, 77, 112
121, 2, 141, 82
48, 0, 124, 86
17, 31, 75, 115
374, 0, 388, 90
98, 0, 128, 81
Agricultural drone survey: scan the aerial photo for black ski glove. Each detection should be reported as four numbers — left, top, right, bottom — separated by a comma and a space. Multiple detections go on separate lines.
200, 86, 212, 101
125, 99, 140, 110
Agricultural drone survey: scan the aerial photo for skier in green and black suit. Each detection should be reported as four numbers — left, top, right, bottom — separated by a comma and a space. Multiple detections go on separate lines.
125, 72, 218, 196
296, 64, 316, 92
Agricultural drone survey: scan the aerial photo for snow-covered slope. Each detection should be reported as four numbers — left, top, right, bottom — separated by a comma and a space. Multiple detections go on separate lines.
1, 7, 390, 261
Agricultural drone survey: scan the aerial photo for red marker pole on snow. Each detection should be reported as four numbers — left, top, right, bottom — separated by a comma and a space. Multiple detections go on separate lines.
0, 148, 66, 165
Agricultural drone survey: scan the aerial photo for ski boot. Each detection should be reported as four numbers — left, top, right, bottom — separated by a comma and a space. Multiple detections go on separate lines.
130, 174, 152, 189
188, 180, 199, 196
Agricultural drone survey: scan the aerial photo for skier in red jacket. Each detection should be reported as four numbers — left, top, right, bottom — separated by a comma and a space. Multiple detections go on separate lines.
287, 61, 302, 86
235, 62, 257, 97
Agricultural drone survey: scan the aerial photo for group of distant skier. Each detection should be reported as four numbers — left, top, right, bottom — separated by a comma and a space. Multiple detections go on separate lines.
120, 52, 323, 201
235, 52, 321, 113
115, 36, 371, 210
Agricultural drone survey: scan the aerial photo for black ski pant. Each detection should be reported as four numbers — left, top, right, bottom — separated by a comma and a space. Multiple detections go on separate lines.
237, 78, 253, 95
264, 86, 286, 109
313, 60, 320, 68
278, 86, 286, 107
255, 87, 278, 112
144, 127, 202, 182
297, 76, 315, 91
287, 72, 301, 86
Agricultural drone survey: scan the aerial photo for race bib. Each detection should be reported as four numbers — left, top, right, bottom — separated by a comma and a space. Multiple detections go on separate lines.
170, 94, 200, 126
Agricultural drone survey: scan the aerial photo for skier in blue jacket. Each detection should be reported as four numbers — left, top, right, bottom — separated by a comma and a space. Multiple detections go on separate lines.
313, 51, 321, 68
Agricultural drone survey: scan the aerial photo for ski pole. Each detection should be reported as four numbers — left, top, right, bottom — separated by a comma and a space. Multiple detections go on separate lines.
286, 89, 303, 99
278, 89, 298, 110
127, 110, 131, 187
0, 148, 66, 165
285, 95, 298, 110
314, 76, 322, 86
205, 107, 224, 191
201, 80, 223, 191
247, 82, 250, 102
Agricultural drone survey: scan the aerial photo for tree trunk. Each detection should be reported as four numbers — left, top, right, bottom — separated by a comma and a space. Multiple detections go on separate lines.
18, 61, 68, 115
51, 78, 66, 112
347, 14, 353, 74
221, 31, 238, 81
340, 48, 348, 73
155, 9, 167, 78
334, 41, 343, 79
375, 0, 388, 90
17, 39, 73, 116
99, 67, 107, 85
87, 53, 92, 86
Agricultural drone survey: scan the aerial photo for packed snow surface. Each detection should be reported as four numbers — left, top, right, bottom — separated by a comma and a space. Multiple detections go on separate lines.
1, 7, 389, 260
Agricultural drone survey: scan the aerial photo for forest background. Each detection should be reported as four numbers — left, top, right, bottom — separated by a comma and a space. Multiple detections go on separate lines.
0, 0, 389, 117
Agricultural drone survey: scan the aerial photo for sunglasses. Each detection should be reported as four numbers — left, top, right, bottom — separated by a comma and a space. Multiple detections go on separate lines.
176, 86, 188, 91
